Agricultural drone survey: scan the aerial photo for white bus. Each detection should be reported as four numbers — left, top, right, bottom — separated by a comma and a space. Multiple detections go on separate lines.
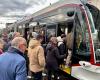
8, 0, 100, 80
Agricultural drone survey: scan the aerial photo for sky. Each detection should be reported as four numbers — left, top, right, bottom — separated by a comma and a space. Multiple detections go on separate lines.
0, 0, 59, 17
0, 0, 99, 29
0, 0, 59, 29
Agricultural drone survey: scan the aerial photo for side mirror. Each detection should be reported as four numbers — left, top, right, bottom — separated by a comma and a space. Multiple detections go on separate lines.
95, 49, 100, 63
67, 11, 74, 17
79, 61, 91, 67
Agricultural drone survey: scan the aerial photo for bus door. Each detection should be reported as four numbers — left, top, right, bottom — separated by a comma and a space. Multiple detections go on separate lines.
72, 13, 91, 64
70, 6, 100, 79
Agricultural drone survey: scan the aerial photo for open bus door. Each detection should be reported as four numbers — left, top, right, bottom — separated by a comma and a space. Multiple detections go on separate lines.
70, 5, 100, 80
59, 8, 93, 79
60, 5, 100, 79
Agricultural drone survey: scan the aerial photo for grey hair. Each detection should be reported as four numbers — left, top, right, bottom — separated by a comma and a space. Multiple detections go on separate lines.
32, 32, 38, 38
11, 37, 26, 49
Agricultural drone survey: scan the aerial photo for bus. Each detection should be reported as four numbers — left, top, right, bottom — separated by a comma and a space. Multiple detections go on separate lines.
8, 0, 100, 80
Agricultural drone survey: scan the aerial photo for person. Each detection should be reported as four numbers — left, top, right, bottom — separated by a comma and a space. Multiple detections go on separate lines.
0, 37, 27, 80
2, 33, 9, 52
0, 39, 5, 55
26, 31, 39, 77
57, 36, 66, 65
28, 34, 45, 80
4, 32, 21, 52
8, 32, 14, 40
57, 36, 66, 55
61, 34, 66, 46
66, 21, 74, 67
13, 32, 21, 38
32, 32, 38, 39
46, 37, 66, 80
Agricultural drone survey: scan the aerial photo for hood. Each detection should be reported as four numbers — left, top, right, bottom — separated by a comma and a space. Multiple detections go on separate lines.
58, 42, 63, 46
28, 38, 41, 49
57, 36, 63, 42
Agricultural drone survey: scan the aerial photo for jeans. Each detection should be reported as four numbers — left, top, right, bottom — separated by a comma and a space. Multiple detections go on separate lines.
47, 69, 59, 80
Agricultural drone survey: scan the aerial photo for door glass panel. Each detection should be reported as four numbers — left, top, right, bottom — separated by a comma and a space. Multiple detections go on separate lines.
72, 8, 91, 64
94, 29, 100, 63
46, 24, 57, 42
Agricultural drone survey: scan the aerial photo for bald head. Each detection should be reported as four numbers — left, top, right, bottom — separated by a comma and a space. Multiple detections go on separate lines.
11, 37, 27, 53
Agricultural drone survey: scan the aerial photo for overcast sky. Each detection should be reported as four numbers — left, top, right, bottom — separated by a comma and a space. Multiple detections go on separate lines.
0, 0, 59, 17
0, 0, 99, 29
0, 0, 59, 28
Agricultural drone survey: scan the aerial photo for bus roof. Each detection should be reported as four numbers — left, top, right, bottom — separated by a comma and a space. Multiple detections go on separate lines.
9, 0, 83, 27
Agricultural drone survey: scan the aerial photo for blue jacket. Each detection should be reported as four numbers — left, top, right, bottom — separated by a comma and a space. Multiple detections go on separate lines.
0, 47, 27, 80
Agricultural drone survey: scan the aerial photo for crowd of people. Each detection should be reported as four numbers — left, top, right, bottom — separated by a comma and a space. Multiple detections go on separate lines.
0, 26, 73, 80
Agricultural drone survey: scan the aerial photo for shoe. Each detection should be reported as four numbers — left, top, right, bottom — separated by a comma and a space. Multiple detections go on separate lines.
42, 73, 47, 76
27, 76, 32, 79
57, 76, 60, 80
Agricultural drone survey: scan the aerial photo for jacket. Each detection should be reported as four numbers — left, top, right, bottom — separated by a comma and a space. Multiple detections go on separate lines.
28, 39, 45, 72
66, 32, 73, 49
0, 47, 27, 80
46, 43, 66, 70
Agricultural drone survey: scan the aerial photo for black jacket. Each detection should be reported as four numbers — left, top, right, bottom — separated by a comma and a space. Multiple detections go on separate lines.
46, 43, 65, 70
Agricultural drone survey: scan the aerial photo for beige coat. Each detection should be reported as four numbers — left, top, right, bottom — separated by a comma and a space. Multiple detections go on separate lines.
66, 32, 73, 49
28, 39, 45, 72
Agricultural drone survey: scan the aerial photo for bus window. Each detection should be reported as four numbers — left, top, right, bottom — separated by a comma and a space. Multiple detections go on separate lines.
86, 4, 100, 30
72, 11, 91, 64
39, 26, 46, 44
57, 22, 68, 36
95, 49, 100, 63
85, 5, 100, 64
46, 24, 57, 42
85, 6, 95, 33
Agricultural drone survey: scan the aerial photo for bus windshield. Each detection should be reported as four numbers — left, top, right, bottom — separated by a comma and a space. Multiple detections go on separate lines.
73, 5, 100, 64
72, 6, 91, 64
86, 6, 100, 63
